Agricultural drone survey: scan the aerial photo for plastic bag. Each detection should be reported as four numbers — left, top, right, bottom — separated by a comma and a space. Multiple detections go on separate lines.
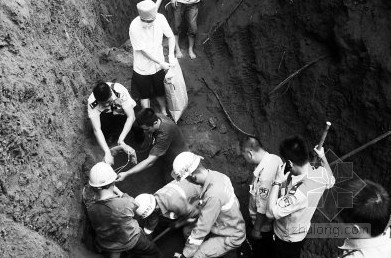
164, 59, 188, 123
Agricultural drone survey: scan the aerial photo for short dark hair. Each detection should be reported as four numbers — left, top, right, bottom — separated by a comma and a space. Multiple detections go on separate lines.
93, 81, 112, 102
279, 135, 309, 166
240, 136, 263, 152
136, 108, 159, 127
338, 179, 390, 237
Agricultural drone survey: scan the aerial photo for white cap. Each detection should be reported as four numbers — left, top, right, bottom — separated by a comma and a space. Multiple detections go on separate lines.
135, 194, 156, 218
137, 0, 157, 21
89, 162, 117, 187
172, 152, 203, 181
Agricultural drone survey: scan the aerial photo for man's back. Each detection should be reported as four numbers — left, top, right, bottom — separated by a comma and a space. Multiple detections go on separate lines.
150, 114, 189, 167
87, 194, 141, 252
155, 180, 201, 219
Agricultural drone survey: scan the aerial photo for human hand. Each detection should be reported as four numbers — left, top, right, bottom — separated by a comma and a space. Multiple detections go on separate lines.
173, 253, 185, 258
275, 163, 285, 183
314, 145, 325, 159
160, 61, 171, 70
251, 228, 262, 240
104, 152, 114, 166
116, 172, 127, 182
113, 186, 124, 197
171, 0, 178, 8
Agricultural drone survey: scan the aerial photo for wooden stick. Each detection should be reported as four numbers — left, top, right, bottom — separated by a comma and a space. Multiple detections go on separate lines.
152, 227, 171, 242
201, 78, 256, 139
269, 55, 330, 95
311, 122, 331, 163
202, 0, 245, 45
330, 130, 391, 166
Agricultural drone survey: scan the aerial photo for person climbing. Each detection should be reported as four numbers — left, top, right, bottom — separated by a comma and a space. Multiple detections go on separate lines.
240, 136, 283, 258
337, 179, 391, 258
134, 179, 201, 236
116, 108, 188, 183
171, 151, 246, 258
87, 81, 137, 165
155, 0, 200, 59
129, 0, 176, 115
86, 162, 161, 258
266, 135, 335, 258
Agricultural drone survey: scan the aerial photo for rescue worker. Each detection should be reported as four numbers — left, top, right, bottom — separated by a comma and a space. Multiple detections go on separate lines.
87, 81, 137, 165
171, 152, 246, 258
266, 135, 335, 258
240, 136, 283, 257
86, 162, 161, 258
116, 108, 188, 183
337, 179, 391, 258
134, 179, 201, 236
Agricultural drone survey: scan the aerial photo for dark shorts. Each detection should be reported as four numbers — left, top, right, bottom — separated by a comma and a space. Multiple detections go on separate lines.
131, 69, 166, 99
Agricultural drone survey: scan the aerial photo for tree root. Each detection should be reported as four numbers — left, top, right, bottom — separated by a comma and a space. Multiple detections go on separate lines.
201, 78, 257, 139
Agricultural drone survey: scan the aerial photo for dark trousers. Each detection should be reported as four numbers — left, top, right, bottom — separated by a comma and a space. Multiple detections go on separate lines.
273, 235, 305, 258
124, 231, 162, 258
250, 231, 274, 258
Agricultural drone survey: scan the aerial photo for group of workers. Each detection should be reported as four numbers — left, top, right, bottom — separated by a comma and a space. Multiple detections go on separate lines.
84, 0, 391, 257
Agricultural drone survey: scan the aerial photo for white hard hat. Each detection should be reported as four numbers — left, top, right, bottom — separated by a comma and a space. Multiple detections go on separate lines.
172, 152, 203, 181
135, 194, 156, 219
89, 162, 117, 187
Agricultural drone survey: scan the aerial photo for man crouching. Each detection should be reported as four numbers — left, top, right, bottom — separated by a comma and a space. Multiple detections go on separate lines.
86, 162, 161, 258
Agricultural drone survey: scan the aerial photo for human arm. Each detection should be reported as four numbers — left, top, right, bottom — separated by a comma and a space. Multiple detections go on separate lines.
117, 105, 135, 146
182, 197, 221, 258
266, 163, 286, 219
314, 146, 335, 188
140, 49, 171, 70
116, 154, 159, 181
90, 115, 114, 165
161, 14, 176, 63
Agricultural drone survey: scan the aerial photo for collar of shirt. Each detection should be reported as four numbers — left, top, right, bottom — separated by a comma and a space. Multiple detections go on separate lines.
289, 170, 307, 187
339, 228, 391, 250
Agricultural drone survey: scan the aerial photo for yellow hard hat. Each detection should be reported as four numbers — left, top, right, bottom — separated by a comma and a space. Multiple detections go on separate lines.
89, 162, 117, 187
172, 152, 203, 181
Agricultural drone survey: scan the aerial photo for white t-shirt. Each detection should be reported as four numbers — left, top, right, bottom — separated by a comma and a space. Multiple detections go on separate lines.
87, 82, 136, 119
129, 13, 174, 75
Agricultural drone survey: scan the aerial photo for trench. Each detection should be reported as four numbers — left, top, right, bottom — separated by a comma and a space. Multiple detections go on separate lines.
1, 0, 391, 257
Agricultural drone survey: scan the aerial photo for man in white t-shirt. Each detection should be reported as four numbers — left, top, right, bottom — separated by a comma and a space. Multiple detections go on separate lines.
129, 0, 175, 116
240, 137, 282, 258
87, 82, 137, 165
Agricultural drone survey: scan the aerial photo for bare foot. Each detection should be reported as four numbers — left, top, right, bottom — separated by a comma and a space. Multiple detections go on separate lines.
176, 49, 183, 59
189, 49, 197, 59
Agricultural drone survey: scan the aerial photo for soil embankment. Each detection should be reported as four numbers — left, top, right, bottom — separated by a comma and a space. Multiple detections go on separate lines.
1, 0, 390, 257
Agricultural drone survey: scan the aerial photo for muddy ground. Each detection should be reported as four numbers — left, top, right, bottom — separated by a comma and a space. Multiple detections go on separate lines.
1, 0, 391, 257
